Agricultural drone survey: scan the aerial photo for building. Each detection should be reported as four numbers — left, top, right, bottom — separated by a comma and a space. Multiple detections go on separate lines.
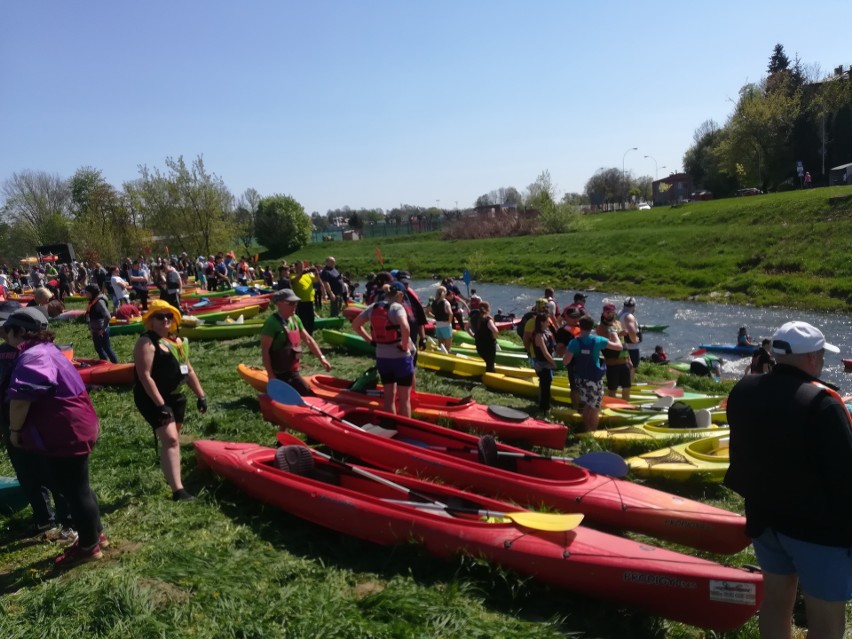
651, 173, 693, 206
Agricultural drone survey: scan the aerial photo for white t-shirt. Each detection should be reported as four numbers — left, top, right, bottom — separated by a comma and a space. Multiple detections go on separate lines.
110, 275, 130, 302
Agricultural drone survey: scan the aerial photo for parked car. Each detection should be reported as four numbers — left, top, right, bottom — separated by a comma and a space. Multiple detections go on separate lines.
736, 187, 762, 197
637, 202, 652, 210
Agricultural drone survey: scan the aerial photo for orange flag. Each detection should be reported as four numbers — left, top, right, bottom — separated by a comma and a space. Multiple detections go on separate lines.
375, 246, 383, 266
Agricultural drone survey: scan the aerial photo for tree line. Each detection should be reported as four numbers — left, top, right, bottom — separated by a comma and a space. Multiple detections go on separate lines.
0, 156, 311, 264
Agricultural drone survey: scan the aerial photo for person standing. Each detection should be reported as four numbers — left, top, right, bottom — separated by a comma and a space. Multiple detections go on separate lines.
429, 286, 454, 353
563, 315, 622, 432
108, 266, 131, 310
531, 313, 557, 412
555, 306, 584, 408
618, 297, 641, 383
128, 259, 150, 312
84, 284, 118, 364
320, 256, 347, 318
725, 321, 851, 639
351, 282, 414, 417
133, 300, 207, 501
4, 308, 107, 566
596, 303, 632, 400
746, 338, 775, 375
804, 171, 812, 188
162, 261, 182, 310
260, 289, 331, 396
291, 261, 319, 335
473, 301, 499, 373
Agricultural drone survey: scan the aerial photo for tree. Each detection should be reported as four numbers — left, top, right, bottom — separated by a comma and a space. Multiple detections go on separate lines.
254, 194, 311, 254
1, 170, 71, 249
234, 187, 260, 255
584, 167, 623, 210
126, 155, 235, 257
767, 43, 790, 76
683, 120, 739, 197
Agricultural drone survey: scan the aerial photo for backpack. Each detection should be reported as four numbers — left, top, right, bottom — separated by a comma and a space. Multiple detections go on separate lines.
516, 311, 535, 338
668, 401, 697, 429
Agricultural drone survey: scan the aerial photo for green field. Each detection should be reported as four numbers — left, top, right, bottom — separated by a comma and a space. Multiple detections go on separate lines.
285, 187, 852, 312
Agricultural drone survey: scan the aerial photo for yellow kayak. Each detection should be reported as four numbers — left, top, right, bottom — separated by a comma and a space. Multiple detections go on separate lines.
626, 435, 730, 482
416, 350, 537, 379
590, 418, 729, 452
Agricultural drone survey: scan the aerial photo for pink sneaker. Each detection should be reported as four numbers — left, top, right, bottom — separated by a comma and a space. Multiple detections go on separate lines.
98, 533, 110, 549
54, 541, 103, 568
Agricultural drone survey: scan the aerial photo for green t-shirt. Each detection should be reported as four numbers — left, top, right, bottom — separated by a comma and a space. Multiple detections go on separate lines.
261, 313, 304, 352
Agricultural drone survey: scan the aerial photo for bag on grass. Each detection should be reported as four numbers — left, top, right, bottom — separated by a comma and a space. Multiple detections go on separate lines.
668, 401, 697, 429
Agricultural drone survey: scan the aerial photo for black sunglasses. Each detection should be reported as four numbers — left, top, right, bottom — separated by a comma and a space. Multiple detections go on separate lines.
152, 313, 173, 321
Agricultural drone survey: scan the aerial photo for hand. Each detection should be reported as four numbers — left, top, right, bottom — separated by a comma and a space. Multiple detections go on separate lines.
418, 337, 428, 350
197, 396, 208, 413
157, 405, 174, 428
9, 431, 22, 448
320, 356, 332, 372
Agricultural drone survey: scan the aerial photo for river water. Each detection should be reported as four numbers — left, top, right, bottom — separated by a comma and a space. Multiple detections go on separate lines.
405, 279, 852, 391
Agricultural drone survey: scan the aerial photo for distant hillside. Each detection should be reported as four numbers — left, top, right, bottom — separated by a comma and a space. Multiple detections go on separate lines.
283, 187, 852, 312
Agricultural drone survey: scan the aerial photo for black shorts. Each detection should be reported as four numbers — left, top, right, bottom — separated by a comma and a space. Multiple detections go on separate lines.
605, 363, 632, 391
135, 392, 187, 430
627, 348, 640, 368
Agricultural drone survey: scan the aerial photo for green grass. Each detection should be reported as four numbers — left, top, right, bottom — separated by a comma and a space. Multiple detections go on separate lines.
277, 187, 852, 312
0, 306, 773, 638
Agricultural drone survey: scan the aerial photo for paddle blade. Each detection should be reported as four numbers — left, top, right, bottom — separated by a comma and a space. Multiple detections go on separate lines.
571, 451, 629, 478
503, 511, 584, 532
267, 379, 306, 406
690, 348, 707, 356
654, 387, 684, 398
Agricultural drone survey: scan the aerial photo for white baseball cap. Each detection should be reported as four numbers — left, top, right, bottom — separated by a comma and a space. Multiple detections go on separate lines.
771, 321, 839, 355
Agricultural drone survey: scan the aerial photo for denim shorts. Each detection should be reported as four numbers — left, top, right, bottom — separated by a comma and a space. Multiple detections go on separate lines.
434, 323, 452, 339
753, 528, 852, 601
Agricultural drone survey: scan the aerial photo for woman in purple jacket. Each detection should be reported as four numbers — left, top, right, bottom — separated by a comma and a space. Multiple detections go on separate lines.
5, 307, 107, 568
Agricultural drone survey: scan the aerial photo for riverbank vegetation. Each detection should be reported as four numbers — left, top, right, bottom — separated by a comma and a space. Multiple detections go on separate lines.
284, 186, 852, 312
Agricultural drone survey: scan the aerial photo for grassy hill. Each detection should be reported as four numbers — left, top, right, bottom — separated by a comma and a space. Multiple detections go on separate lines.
286, 187, 852, 312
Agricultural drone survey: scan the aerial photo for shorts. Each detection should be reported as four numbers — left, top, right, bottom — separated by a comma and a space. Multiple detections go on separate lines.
376, 356, 415, 387
605, 363, 632, 391
575, 378, 605, 409
434, 323, 452, 340
753, 528, 852, 601
136, 392, 187, 430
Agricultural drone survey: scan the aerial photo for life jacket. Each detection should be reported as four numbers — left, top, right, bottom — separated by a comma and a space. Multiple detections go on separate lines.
573, 334, 606, 381
431, 298, 450, 322
269, 313, 303, 373
516, 311, 536, 338
370, 301, 401, 345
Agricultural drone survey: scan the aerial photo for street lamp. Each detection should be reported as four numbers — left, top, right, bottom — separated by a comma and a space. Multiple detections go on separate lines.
644, 155, 658, 180
622, 147, 638, 208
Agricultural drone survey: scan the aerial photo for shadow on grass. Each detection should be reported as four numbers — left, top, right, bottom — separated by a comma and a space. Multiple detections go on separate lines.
194, 472, 667, 639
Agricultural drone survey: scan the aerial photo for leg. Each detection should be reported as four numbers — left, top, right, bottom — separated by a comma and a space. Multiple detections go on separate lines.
801, 594, 847, 639
537, 368, 552, 412
758, 571, 798, 639
156, 421, 185, 493
395, 384, 412, 418
582, 405, 601, 431
6, 444, 56, 528
382, 382, 397, 414
50, 455, 101, 549
102, 329, 118, 363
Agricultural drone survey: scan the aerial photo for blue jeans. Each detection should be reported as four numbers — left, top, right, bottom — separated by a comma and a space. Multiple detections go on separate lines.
92, 328, 118, 363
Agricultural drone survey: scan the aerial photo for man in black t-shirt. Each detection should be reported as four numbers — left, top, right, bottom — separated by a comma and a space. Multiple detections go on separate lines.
319, 257, 347, 317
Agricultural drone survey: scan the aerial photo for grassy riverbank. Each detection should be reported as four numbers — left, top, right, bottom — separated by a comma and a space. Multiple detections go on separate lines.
0, 312, 770, 639
286, 187, 852, 312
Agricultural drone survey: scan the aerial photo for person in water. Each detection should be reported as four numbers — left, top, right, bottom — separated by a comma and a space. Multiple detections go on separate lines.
737, 326, 757, 347
650, 345, 668, 363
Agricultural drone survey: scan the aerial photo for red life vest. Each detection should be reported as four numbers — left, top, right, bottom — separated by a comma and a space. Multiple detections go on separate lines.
269, 314, 303, 373
370, 301, 401, 345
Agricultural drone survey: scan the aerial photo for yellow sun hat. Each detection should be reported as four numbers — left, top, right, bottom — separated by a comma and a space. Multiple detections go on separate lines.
141, 299, 182, 327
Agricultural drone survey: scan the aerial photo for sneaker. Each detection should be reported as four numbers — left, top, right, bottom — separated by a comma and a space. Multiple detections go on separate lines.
54, 541, 103, 568
98, 533, 110, 550
40, 526, 78, 545
172, 488, 195, 502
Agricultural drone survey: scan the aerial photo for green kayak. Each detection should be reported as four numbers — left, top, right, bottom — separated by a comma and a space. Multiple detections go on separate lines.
179, 316, 343, 341
0, 476, 28, 515
452, 330, 525, 352
321, 329, 376, 356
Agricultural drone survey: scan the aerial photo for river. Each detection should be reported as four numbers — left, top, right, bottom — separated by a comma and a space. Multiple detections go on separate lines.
404, 279, 852, 391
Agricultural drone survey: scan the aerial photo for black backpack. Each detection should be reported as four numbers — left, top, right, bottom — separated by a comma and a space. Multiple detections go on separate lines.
668, 401, 697, 429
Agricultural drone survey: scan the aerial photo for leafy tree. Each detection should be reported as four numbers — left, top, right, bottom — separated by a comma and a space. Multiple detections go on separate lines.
234, 187, 260, 255
254, 194, 310, 254
683, 120, 739, 197
0, 170, 71, 249
584, 167, 623, 210
767, 43, 790, 76
127, 155, 235, 257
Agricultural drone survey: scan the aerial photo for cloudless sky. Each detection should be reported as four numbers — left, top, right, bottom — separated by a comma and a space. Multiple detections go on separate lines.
1, 1, 849, 214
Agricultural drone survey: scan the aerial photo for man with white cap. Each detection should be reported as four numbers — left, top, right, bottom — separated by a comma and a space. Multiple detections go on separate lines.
725, 321, 851, 639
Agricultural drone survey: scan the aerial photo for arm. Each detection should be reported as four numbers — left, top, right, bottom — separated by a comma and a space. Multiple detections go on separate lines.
8, 400, 32, 448
260, 334, 276, 380
134, 337, 167, 407
301, 329, 332, 371
351, 311, 373, 344
534, 333, 556, 367
487, 318, 498, 339
625, 315, 639, 344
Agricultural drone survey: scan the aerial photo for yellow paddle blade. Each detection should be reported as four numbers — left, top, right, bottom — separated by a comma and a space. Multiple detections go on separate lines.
502, 511, 584, 532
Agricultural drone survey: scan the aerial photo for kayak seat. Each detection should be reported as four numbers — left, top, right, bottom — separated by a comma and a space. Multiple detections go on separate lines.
448, 395, 473, 406
275, 446, 315, 475
695, 409, 712, 429
477, 435, 499, 466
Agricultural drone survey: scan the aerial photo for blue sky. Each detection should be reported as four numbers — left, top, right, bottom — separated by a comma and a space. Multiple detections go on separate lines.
1, 1, 848, 214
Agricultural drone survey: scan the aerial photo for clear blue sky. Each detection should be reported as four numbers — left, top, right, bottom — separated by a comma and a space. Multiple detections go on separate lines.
1, 1, 848, 214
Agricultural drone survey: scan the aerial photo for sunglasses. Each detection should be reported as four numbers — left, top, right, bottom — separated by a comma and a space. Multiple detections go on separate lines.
152, 313, 174, 322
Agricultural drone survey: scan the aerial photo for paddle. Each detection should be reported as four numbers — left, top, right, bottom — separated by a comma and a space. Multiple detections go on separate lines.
690, 348, 707, 357
274, 432, 583, 532
421, 435, 629, 478
267, 380, 627, 477
653, 387, 684, 398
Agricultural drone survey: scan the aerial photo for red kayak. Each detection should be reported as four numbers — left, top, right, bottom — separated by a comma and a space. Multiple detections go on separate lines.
260, 395, 750, 554
183, 295, 271, 314
195, 436, 762, 630
74, 358, 135, 385
237, 365, 567, 448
